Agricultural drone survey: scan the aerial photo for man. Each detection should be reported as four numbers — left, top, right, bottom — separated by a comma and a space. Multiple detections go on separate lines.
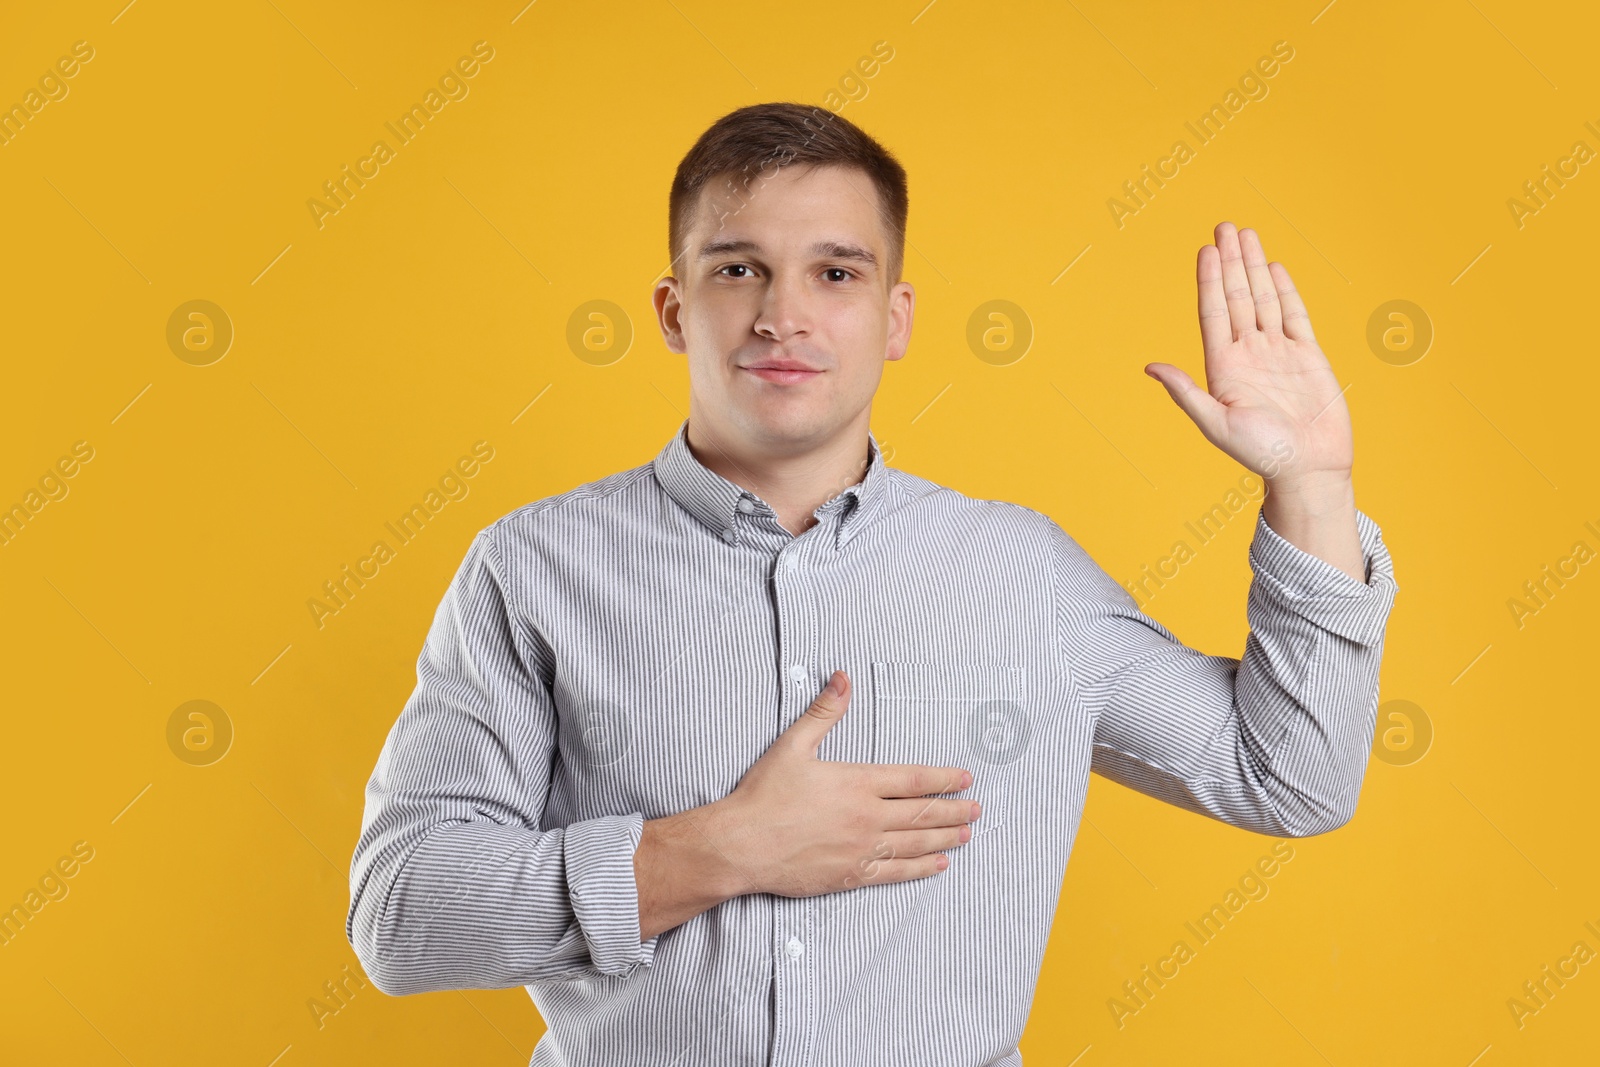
346, 102, 1397, 1065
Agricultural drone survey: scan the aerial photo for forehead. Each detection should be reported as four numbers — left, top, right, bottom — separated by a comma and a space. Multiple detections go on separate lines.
687, 163, 887, 253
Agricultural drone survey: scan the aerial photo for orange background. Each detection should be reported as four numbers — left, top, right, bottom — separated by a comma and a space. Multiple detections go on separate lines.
2, 1, 1596, 1063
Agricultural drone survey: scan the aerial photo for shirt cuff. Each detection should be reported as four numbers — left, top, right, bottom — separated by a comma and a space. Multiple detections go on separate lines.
563, 811, 661, 976
1247, 504, 1398, 647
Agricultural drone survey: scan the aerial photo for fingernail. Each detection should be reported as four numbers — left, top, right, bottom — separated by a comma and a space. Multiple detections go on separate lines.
825, 671, 844, 696
961, 771, 972, 788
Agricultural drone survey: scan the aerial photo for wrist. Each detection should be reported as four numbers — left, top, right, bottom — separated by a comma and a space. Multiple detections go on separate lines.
674, 798, 757, 904
1259, 471, 1367, 585
1262, 469, 1355, 518
634, 803, 753, 943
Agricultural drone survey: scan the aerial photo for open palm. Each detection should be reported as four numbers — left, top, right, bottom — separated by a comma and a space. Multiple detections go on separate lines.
1144, 222, 1352, 488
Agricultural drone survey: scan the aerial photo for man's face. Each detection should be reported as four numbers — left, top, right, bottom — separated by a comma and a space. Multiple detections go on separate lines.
654, 163, 914, 454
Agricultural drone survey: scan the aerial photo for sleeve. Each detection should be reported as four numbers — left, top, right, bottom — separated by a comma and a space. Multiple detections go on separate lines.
345, 524, 661, 996
1054, 504, 1399, 837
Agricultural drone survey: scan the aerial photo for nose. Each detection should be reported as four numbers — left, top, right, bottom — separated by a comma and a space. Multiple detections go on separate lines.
753, 273, 811, 343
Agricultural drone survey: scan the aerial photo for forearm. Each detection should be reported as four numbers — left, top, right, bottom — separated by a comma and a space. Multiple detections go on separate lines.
349, 812, 654, 994
1231, 608, 1384, 831
1230, 503, 1398, 831
634, 800, 751, 942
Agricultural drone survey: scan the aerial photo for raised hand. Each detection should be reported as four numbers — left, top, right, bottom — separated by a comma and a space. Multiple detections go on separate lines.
1143, 221, 1368, 584
1143, 221, 1351, 488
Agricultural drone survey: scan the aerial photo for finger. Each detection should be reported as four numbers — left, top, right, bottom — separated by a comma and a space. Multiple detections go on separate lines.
1214, 221, 1255, 341
872, 763, 971, 799
1195, 244, 1231, 355
884, 796, 980, 829
852, 854, 950, 887
877, 824, 972, 861
781, 670, 850, 754
1268, 261, 1317, 344
1239, 228, 1281, 335
1144, 362, 1228, 447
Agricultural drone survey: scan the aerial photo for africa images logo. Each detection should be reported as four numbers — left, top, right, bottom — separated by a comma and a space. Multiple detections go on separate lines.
307, 41, 496, 230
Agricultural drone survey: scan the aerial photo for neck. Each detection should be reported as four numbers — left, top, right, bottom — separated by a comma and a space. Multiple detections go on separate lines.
684, 416, 871, 537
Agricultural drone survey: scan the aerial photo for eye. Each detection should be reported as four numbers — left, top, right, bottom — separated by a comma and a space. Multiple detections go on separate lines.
823, 267, 854, 283
717, 264, 754, 279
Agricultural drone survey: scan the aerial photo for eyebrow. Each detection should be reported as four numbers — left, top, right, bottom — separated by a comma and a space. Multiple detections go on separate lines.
696, 237, 879, 269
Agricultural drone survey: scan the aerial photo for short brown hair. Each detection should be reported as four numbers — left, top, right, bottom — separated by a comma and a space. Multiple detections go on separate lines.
667, 102, 909, 288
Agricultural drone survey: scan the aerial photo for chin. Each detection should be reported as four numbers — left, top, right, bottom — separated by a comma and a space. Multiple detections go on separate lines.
739, 406, 830, 442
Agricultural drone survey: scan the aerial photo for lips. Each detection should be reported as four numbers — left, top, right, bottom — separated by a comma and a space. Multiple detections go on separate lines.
742, 360, 823, 384
744, 360, 820, 372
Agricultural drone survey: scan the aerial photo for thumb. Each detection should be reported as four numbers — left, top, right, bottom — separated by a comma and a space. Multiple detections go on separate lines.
782, 670, 851, 756
1144, 362, 1228, 447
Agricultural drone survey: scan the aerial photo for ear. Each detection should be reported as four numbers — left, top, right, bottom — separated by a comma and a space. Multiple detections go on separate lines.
653, 277, 686, 354
884, 280, 915, 362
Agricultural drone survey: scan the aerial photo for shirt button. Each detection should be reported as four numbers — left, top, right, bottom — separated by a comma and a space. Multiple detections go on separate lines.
789, 663, 807, 685
736, 498, 755, 514
721, 528, 736, 543
785, 936, 804, 960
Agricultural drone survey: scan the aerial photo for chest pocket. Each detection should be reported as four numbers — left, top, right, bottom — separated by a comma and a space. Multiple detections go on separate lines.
869, 661, 1029, 838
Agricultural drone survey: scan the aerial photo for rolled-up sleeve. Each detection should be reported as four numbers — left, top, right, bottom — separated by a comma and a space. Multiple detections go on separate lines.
346, 524, 660, 996
1055, 505, 1399, 837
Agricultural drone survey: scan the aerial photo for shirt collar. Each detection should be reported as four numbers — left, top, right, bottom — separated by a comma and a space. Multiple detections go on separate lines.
651, 419, 890, 550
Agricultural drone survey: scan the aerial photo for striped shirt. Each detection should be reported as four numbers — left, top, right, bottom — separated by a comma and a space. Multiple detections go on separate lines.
346, 417, 1398, 1066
